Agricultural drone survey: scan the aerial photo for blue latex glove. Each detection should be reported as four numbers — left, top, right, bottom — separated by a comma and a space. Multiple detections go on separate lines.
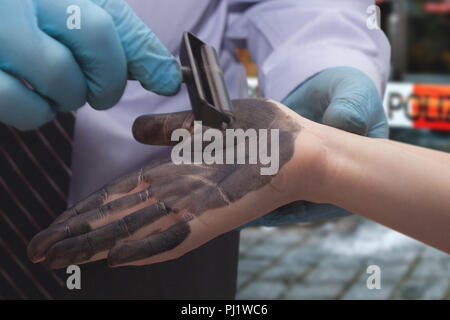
241, 66, 389, 228
0, 0, 181, 130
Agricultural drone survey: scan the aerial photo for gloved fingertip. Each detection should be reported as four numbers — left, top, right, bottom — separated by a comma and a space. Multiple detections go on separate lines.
87, 81, 127, 110
87, 97, 114, 111
128, 48, 182, 96
53, 100, 85, 113
368, 121, 390, 139
141, 75, 182, 96
139, 62, 183, 96
17, 107, 56, 131
323, 105, 368, 136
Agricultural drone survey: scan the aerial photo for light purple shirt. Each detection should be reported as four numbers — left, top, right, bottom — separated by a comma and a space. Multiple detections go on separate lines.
70, 0, 390, 204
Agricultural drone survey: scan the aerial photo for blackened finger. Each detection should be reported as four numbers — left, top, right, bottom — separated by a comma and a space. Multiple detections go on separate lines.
45, 202, 169, 269
107, 217, 191, 267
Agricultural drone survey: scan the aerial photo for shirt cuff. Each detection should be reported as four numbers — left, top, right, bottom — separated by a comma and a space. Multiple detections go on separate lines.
259, 44, 390, 102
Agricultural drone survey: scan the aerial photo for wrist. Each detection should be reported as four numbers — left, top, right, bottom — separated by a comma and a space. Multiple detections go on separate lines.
289, 117, 347, 205
264, 101, 352, 208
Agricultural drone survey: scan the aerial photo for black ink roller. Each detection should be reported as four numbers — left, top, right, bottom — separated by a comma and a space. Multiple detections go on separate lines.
179, 32, 234, 129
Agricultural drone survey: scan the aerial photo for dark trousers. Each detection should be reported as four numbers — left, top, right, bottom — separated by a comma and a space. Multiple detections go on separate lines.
62, 231, 240, 300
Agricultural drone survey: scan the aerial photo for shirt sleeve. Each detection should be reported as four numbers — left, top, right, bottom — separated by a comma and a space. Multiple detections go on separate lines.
225, 0, 391, 101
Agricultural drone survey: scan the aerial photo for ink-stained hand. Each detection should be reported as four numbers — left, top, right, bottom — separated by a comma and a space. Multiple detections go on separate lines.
28, 98, 322, 268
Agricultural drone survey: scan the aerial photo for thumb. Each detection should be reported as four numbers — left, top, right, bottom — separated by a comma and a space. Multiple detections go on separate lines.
132, 110, 194, 146
323, 97, 369, 136
91, 0, 182, 95
321, 68, 381, 136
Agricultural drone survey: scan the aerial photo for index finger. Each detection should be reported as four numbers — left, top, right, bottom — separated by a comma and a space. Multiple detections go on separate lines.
91, 0, 182, 95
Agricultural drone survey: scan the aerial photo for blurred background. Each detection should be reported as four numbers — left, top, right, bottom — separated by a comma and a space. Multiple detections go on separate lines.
236, 0, 450, 300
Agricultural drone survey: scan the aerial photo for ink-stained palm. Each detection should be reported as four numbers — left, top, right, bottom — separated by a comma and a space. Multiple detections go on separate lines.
28, 98, 313, 268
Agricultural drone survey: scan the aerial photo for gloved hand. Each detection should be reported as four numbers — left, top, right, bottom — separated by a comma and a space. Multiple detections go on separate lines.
242, 66, 389, 228
0, 0, 181, 130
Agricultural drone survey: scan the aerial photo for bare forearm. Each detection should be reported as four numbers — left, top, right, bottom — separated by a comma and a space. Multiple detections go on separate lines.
299, 121, 450, 253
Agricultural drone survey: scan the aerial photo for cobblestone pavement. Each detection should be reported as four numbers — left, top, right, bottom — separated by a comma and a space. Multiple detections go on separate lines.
236, 216, 450, 300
